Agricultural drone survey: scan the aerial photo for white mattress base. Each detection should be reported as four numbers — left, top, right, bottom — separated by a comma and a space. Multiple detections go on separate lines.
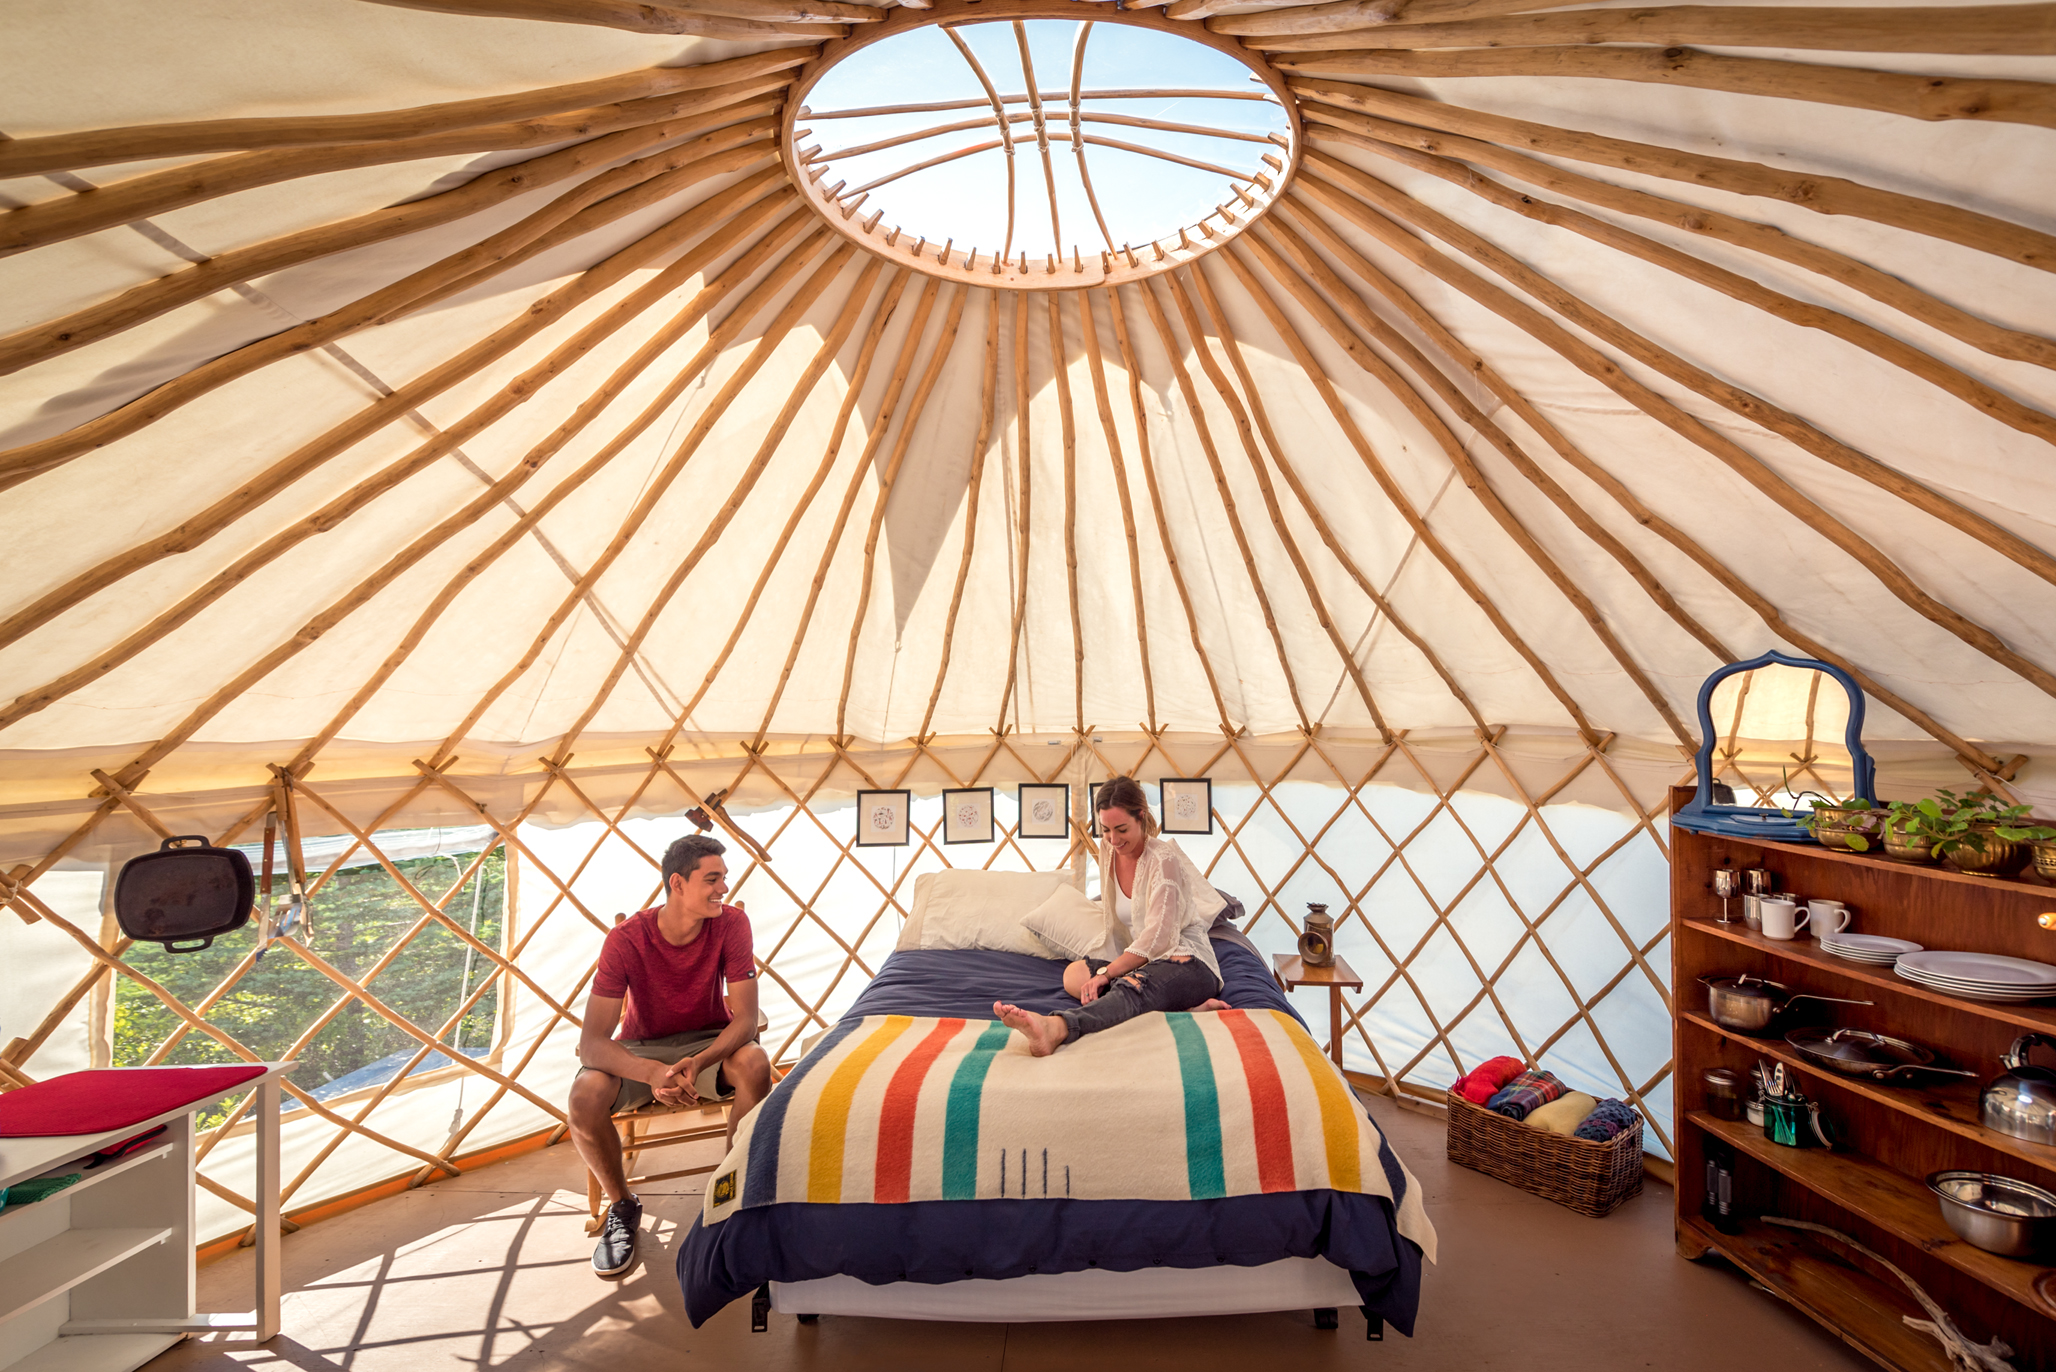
770, 1256, 1360, 1322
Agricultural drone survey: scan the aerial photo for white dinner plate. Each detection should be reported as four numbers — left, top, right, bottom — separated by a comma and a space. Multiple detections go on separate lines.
1824, 934, 1924, 956
1897, 968, 2056, 992
1894, 971, 2056, 1001
1895, 951, 2056, 987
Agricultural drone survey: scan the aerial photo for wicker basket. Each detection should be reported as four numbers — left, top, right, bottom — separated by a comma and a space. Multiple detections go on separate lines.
1445, 1089, 1644, 1218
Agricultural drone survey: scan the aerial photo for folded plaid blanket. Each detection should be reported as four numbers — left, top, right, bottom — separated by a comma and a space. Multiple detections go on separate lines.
1485, 1070, 1566, 1120
1572, 1099, 1640, 1142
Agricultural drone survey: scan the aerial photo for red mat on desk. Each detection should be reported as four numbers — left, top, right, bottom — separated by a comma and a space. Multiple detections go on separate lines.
0, 1065, 268, 1136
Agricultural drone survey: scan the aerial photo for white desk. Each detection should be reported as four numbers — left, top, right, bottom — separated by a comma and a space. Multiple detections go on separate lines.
0, 1063, 291, 1372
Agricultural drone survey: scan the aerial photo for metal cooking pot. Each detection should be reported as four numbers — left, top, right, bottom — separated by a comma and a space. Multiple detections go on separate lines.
1982, 1033, 2056, 1145
1929, 1170, 2056, 1257
113, 834, 254, 953
1784, 1027, 1977, 1083
1699, 973, 1873, 1033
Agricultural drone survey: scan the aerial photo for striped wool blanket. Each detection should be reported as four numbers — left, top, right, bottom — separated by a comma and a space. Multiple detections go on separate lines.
702, 1008, 1437, 1262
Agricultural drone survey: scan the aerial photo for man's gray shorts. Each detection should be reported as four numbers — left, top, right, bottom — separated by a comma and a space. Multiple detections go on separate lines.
577, 1029, 751, 1113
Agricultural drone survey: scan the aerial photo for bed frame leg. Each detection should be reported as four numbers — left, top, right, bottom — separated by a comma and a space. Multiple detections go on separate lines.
751, 1283, 770, 1333
1365, 1312, 1384, 1341
1314, 1307, 1338, 1330
796, 1313, 819, 1325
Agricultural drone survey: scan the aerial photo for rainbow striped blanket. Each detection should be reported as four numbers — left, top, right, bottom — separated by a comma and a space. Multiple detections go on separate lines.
702, 1008, 1436, 1262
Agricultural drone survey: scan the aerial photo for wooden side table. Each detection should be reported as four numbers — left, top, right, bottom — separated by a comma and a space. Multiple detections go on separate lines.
1273, 954, 1362, 1068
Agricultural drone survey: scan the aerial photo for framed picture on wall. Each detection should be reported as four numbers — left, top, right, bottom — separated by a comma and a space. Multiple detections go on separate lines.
855, 789, 911, 847
1016, 783, 1069, 840
1088, 780, 1106, 838
943, 788, 995, 845
1159, 777, 1213, 835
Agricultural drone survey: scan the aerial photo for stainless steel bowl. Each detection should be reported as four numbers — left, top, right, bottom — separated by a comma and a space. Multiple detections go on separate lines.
1929, 1170, 2056, 1258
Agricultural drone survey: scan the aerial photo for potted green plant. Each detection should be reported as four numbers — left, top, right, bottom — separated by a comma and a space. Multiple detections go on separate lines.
1886, 790, 2054, 876
1801, 797, 1883, 852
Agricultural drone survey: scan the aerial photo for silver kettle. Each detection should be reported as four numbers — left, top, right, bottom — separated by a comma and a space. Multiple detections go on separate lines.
1980, 1033, 2056, 1144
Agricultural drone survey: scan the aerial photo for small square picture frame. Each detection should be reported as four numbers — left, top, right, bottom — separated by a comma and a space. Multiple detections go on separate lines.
854, 789, 911, 847
1016, 783, 1070, 840
1158, 777, 1214, 835
1088, 780, 1106, 838
942, 787, 995, 845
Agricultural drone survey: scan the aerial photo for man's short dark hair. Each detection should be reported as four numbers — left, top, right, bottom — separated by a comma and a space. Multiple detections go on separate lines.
662, 833, 727, 892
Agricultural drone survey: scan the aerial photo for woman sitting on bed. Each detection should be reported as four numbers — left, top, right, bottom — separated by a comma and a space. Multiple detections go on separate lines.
996, 776, 1231, 1056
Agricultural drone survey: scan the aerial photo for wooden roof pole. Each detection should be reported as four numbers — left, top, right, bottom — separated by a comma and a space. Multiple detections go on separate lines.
0, 77, 792, 256
662, 271, 913, 754
426, 233, 852, 766
1290, 80, 2056, 372
1281, 86, 2056, 275
0, 196, 806, 736
1167, 0, 1550, 25
1069, 23, 1119, 255
1134, 276, 1314, 734
1161, 268, 1392, 742
287, 208, 817, 772
915, 293, 1004, 740
1186, 253, 1489, 731
1046, 293, 1086, 733
0, 84, 790, 376
1103, 287, 1236, 734
1230, 5, 2056, 55
0, 49, 811, 176
366, 0, 852, 39
547, 257, 890, 766
1298, 145, 2056, 592
1255, 210, 1733, 664
945, 26, 1019, 265
834, 284, 972, 738
1298, 162, 2056, 705
994, 292, 1035, 735
751, 278, 942, 745
1014, 22, 1066, 259
0, 127, 783, 487
1075, 291, 1158, 731
804, 87, 1279, 119
1276, 193, 2009, 777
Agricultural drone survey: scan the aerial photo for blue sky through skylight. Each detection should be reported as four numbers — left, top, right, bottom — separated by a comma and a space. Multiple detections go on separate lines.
801, 19, 1287, 266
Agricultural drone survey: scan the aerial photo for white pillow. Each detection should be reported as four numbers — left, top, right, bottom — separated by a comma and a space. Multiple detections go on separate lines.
1021, 882, 1118, 962
896, 869, 1069, 957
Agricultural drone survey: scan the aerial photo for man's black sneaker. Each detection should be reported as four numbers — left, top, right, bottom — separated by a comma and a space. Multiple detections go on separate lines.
593, 1196, 642, 1277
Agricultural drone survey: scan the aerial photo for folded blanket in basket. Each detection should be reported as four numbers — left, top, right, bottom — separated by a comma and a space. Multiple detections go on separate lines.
1452, 1056, 1526, 1105
1572, 1099, 1639, 1142
1486, 1070, 1566, 1120
1523, 1091, 1597, 1136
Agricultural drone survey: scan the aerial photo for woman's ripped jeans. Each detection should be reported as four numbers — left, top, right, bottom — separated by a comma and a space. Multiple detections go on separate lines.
1056, 956, 1222, 1044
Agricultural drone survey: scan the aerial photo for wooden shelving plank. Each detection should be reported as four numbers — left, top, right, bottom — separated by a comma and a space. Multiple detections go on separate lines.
1680, 1010, 2056, 1175
1689, 831, 2056, 897
7, 1333, 183, 1372
0, 1144, 175, 1237
0, 1227, 172, 1323
1678, 1213, 1953, 1372
1682, 916, 2056, 1036
1687, 1110, 2056, 1316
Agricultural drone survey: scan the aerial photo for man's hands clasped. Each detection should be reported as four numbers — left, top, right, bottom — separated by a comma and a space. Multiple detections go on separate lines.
649, 1054, 702, 1106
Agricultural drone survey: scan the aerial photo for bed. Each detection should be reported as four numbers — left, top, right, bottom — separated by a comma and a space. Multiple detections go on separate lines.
676, 919, 1435, 1338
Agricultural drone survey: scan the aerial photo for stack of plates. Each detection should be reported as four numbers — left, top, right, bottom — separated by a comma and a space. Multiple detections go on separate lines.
1896, 950, 2056, 1002
1821, 933, 1923, 966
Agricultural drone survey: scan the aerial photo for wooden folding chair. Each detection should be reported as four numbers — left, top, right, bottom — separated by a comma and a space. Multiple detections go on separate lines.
582, 1004, 770, 1235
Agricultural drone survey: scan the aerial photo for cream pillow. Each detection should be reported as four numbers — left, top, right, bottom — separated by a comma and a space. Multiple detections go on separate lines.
896, 869, 1069, 957
1021, 882, 1117, 962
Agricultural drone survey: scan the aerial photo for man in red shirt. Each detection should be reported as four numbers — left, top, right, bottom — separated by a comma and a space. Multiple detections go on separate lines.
570, 833, 771, 1277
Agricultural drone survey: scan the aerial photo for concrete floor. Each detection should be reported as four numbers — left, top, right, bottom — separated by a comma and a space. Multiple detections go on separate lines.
155, 1095, 1871, 1372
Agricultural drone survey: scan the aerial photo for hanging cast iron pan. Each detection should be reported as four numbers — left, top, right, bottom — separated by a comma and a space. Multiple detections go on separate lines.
114, 835, 254, 953
1784, 1026, 1978, 1083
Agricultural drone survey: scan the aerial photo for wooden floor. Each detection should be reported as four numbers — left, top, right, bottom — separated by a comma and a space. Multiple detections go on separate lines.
155, 1094, 1874, 1371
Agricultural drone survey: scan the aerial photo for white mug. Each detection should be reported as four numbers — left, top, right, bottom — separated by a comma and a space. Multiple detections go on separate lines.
1808, 900, 1851, 937
1760, 898, 1808, 941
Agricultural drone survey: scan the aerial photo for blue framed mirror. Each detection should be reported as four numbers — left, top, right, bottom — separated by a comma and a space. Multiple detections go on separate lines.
1671, 651, 1877, 842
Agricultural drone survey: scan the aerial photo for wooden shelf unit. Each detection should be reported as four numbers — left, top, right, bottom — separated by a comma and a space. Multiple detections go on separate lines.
1670, 787, 2056, 1370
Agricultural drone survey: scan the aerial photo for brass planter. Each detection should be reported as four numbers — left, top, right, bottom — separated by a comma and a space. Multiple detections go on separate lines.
1943, 826, 2032, 878
1809, 806, 1883, 853
2035, 840, 2056, 882
1883, 827, 1937, 863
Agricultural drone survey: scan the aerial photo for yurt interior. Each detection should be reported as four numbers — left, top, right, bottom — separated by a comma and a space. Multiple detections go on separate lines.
4, 1, 2056, 1368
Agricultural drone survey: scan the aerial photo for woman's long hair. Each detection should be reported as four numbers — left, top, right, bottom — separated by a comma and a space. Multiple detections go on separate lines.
1096, 775, 1159, 837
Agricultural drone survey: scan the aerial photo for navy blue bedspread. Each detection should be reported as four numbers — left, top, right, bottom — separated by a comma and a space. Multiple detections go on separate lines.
676, 938, 1424, 1335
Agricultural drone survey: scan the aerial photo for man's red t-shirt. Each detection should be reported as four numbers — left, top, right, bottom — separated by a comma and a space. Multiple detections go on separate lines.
592, 905, 755, 1042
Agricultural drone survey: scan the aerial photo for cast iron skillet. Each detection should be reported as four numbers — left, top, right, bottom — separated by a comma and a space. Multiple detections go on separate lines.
114, 835, 254, 953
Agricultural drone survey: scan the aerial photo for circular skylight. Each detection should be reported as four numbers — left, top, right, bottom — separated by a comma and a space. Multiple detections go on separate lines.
783, 1, 1298, 289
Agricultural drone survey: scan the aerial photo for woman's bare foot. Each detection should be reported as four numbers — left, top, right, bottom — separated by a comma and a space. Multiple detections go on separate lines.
1197, 998, 1232, 1012
994, 1001, 1067, 1056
